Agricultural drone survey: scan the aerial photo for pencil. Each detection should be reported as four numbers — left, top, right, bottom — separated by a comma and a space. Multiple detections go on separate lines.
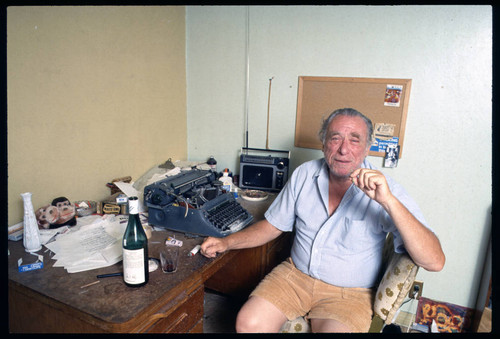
80, 280, 100, 289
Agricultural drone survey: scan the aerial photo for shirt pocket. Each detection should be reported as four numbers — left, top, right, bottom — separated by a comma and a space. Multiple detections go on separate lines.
338, 218, 380, 255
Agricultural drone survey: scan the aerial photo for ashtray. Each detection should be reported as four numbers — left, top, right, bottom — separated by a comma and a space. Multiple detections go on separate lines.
240, 190, 268, 202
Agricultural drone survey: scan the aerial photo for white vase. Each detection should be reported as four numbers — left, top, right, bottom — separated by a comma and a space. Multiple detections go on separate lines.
21, 192, 42, 252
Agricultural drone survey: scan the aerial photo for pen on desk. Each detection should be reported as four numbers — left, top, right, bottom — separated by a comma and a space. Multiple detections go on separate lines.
96, 272, 123, 279
189, 245, 201, 257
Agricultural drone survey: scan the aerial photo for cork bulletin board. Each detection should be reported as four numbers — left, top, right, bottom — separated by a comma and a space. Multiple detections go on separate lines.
295, 76, 412, 158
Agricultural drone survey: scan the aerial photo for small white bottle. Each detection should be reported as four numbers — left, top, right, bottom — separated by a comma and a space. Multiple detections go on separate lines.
220, 169, 233, 193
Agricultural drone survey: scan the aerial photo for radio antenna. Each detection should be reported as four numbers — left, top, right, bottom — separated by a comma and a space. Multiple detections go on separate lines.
266, 77, 274, 150
244, 6, 250, 153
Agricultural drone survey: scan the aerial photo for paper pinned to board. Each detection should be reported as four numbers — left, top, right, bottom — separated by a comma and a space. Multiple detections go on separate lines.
384, 84, 403, 107
374, 123, 395, 140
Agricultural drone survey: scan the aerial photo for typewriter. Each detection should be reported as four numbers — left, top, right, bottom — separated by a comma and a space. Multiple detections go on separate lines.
144, 169, 253, 237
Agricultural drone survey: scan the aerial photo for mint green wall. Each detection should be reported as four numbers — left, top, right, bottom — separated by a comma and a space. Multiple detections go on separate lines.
186, 6, 492, 310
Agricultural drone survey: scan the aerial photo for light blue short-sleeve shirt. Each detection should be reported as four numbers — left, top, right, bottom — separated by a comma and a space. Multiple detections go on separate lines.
264, 158, 431, 288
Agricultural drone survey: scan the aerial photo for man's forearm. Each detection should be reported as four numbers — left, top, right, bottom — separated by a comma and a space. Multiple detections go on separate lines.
225, 219, 283, 251
382, 195, 445, 272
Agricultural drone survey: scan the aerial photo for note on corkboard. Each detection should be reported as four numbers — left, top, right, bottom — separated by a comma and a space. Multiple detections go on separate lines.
295, 76, 411, 158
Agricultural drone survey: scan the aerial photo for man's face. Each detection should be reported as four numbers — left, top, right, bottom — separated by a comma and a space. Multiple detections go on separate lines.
322, 115, 370, 179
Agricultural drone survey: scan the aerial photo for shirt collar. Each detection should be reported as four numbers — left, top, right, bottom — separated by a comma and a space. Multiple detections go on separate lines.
314, 158, 329, 179
315, 157, 366, 196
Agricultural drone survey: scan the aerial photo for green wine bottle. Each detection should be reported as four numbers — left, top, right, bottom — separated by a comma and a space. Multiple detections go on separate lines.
122, 197, 149, 287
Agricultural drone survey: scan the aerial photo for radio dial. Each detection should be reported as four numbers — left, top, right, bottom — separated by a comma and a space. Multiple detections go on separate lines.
277, 161, 285, 170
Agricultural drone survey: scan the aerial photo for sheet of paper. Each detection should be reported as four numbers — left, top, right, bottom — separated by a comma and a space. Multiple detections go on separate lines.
44, 215, 127, 273
66, 253, 122, 273
112, 181, 139, 198
112, 181, 146, 212
38, 226, 70, 245
147, 167, 181, 186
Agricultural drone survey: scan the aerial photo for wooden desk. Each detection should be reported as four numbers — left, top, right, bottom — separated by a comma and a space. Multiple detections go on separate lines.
8, 194, 290, 333
206, 194, 292, 297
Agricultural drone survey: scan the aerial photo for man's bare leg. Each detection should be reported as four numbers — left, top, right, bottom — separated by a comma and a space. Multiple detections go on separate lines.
310, 318, 352, 332
235, 296, 288, 333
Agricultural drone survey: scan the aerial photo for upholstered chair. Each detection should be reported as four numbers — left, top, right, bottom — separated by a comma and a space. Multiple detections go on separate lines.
279, 233, 419, 333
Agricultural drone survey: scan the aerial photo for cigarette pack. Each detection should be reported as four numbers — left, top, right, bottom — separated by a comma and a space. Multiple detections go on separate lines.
165, 237, 183, 247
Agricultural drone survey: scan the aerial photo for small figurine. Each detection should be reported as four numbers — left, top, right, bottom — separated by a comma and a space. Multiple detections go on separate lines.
35, 196, 77, 229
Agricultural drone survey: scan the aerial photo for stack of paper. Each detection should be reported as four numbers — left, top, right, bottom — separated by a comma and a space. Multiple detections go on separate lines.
45, 215, 127, 273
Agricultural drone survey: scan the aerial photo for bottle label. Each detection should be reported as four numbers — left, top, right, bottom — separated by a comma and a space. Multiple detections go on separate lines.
221, 176, 232, 192
123, 248, 145, 284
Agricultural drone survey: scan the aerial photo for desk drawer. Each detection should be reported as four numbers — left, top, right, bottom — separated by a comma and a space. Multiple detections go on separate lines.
143, 285, 204, 333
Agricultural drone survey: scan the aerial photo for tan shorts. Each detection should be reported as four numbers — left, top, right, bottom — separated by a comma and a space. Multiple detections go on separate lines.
249, 258, 375, 332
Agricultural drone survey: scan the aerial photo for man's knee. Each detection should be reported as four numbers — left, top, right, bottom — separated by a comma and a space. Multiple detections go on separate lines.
235, 307, 259, 333
235, 296, 287, 333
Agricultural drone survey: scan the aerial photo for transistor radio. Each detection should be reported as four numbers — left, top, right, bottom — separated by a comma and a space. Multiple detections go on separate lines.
239, 147, 290, 192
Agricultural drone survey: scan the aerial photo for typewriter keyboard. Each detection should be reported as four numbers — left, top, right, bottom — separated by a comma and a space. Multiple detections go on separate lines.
206, 198, 252, 232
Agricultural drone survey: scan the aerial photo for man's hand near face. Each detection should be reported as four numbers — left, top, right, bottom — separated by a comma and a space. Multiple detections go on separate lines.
350, 168, 394, 208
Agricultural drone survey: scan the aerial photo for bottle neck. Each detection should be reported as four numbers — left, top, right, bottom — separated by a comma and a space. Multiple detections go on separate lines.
128, 197, 139, 215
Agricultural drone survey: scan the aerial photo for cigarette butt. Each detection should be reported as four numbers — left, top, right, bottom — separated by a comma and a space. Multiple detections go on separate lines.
189, 245, 201, 256
80, 280, 100, 289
